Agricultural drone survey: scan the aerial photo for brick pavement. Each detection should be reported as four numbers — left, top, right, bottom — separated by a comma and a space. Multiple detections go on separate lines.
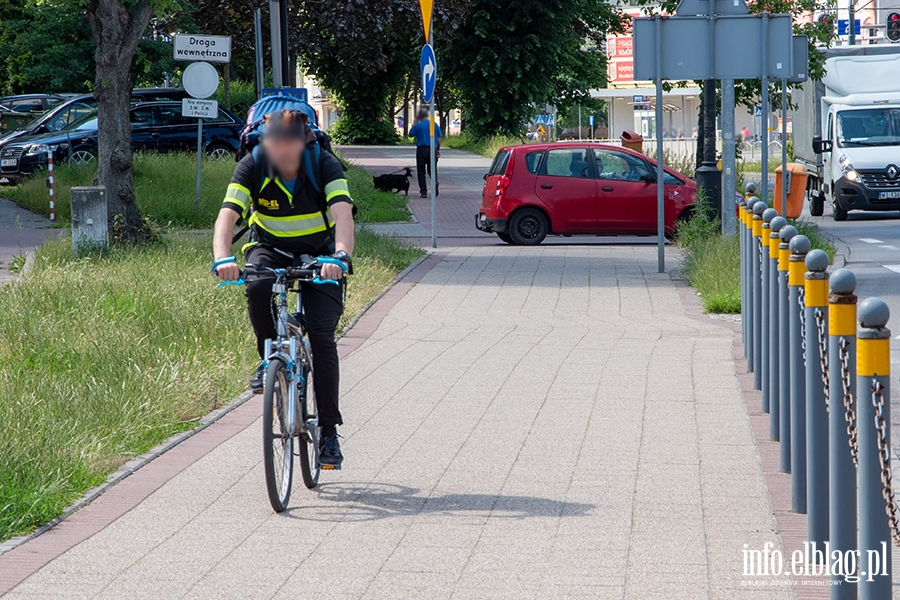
2, 245, 798, 599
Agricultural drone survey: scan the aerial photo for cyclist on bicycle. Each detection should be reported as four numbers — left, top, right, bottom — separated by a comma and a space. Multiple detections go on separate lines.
212, 109, 353, 466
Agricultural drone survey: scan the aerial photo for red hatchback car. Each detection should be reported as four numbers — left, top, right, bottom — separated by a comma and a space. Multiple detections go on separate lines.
475, 142, 697, 245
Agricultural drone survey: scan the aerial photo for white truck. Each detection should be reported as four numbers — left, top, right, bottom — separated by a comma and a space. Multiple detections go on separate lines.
793, 45, 900, 221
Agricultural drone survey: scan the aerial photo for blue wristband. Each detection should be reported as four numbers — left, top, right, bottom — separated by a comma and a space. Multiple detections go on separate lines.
212, 256, 236, 273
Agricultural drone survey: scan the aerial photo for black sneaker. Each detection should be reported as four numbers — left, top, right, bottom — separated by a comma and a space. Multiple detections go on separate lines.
249, 362, 265, 393
320, 433, 343, 466
420, 192, 428, 198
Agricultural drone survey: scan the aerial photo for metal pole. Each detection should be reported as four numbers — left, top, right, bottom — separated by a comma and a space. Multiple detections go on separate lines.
195, 118, 203, 210
655, 15, 665, 274
269, 0, 283, 88
828, 268, 857, 599
254, 9, 264, 99
47, 150, 55, 222
769, 216, 787, 441
278, 0, 290, 86
857, 297, 891, 600
752, 201, 765, 390
722, 80, 736, 236
430, 97, 436, 250
804, 249, 830, 547
789, 234, 810, 512
781, 82, 788, 214
778, 225, 798, 473
578, 104, 582, 140
848, 0, 857, 46
760, 208, 777, 412
745, 199, 757, 371
761, 13, 769, 210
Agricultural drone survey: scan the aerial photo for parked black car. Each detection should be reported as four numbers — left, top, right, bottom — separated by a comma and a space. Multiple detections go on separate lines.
0, 101, 242, 184
0, 88, 189, 153
0, 94, 70, 133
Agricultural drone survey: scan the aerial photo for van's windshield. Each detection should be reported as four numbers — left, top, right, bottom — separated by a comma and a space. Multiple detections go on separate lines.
837, 108, 900, 148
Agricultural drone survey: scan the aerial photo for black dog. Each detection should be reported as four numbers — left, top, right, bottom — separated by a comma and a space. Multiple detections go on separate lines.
373, 168, 412, 196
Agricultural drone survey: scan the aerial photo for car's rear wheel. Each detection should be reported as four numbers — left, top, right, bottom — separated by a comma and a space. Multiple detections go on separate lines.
508, 208, 549, 246
207, 144, 233, 160
69, 149, 95, 165
496, 232, 514, 244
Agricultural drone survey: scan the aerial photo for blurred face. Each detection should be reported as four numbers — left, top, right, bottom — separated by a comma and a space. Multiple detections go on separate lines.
262, 134, 305, 175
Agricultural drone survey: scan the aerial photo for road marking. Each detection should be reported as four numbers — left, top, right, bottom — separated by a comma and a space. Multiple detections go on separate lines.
884, 265, 900, 274
861, 238, 885, 244
880, 245, 899, 250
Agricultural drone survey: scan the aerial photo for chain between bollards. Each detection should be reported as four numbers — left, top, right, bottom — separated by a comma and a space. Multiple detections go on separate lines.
871, 381, 900, 547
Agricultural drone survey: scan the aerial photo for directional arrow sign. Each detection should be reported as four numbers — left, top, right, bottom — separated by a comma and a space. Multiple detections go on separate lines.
420, 44, 436, 103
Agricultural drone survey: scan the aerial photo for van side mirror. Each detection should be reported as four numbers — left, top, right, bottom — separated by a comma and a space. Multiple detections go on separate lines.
812, 136, 832, 154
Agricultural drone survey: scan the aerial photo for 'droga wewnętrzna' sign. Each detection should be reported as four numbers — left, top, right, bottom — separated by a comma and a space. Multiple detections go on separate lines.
173, 34, 232, 63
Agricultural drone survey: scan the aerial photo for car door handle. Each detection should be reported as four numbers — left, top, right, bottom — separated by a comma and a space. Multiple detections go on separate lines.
540, 184, 553, 189
601, 186, 614, 192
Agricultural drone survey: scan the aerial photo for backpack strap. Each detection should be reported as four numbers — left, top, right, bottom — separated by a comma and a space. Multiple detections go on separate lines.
303, 143, 334, 246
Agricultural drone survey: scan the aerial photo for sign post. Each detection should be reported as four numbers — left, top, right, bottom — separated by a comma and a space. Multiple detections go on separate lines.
421, 43, 437, 250
179, 60, 222, 211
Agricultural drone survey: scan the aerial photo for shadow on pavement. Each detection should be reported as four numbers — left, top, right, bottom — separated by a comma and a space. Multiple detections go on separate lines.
283, 482, 594, 522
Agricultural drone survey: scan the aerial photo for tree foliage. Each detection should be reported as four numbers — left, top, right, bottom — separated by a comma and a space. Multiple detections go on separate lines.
444, 0, 625, 140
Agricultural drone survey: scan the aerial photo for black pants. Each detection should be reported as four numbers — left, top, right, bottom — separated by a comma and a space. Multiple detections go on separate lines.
245, 245, 344, 427
415, 145, 438, 195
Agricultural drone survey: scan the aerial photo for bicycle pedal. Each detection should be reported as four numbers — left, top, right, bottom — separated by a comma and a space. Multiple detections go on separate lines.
321, 464, 341, 470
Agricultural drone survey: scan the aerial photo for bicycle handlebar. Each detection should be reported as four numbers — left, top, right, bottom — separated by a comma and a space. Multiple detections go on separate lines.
216, 256, 348, 288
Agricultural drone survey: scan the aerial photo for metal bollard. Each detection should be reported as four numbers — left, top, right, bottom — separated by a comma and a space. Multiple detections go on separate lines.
760, 208, 777, 413
752, 201, 766, 390
778, 225, 797, 473
804, 249, 829, 548
739, 197, 748, 357
828, 269, 857, 598
768, 216, 787, 441
789, 234, 810, 513
745, 198, 759, 373
856, 297, 892, 600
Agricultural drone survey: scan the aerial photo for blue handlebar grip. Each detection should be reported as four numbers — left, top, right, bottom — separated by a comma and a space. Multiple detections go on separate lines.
217, 279, 246, 287
316, 256, 349, 271
312, 277, 340, 286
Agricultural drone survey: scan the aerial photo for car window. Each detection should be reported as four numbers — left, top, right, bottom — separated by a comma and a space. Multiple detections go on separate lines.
488, 150, 510, 176
9, 99, 43, 112
156, 105, 192, 127
524, 151, 543, 174
543, 148, 590, 178
130, 107, 156, 129
44, 102, 96, 132
45, 97, 65, 109
594, 149, 653, 181
212, 109, 235, 123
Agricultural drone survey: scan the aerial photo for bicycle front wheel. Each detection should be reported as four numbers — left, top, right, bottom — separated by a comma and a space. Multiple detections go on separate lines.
263, 358, 294, 512
298, 355, 321, 489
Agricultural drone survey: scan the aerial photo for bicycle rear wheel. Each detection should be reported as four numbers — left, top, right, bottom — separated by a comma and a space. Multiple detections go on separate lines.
298, 355, 321, 489
263, 358, 294, 512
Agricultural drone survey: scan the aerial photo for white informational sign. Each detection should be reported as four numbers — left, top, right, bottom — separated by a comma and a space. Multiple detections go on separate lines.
182, 98, 218, 119
173, 34, 232, 63
182, 61, 220, 99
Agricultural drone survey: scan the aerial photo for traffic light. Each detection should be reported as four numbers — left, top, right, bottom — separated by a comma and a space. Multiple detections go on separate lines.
887, 12, 900, 42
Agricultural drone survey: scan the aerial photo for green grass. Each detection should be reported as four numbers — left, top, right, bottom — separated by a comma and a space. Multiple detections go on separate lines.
0, 230, 422, 541
676, 205, 837, 314
441, 134, 527, 159
6, 151, 411, 228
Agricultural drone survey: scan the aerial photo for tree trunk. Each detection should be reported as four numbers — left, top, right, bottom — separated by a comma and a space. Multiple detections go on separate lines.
87, 0, 153, 242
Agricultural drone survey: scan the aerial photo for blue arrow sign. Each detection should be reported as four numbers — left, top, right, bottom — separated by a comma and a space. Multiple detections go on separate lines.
589, 115, 594, 126
420, 44, 436, 103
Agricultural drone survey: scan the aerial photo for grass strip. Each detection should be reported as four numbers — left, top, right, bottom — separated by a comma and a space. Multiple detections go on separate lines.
0, 230, 422, 540
5, 151, 410, 228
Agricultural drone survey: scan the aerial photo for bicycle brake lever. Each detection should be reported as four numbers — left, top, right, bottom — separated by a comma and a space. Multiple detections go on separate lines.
316, 256, 349, 271
216, 279, 246, 287
312, 277, 339, 286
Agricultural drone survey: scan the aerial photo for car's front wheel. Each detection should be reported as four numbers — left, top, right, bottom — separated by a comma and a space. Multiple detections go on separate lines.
832, 200, 848, 222
69, 149, 96, 165
508, 208, 549, 246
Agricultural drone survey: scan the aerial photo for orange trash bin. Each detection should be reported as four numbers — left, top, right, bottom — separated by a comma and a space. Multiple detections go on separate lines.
774, 163, 808, 219
621, 130, 643, 154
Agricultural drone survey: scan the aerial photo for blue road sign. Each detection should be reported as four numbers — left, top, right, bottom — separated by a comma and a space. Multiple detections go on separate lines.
589, 115, 594, 127
420, 44, 436, 103
837, 19, 861, 36
547, 114, 555, 126
261, 88, 308, 102
535, 115, 545, 124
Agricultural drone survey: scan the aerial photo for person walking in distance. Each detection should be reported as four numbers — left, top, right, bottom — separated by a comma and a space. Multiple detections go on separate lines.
408, 108, 443, 198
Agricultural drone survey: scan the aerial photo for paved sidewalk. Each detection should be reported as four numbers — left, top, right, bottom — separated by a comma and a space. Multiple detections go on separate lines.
2, 245, 790, 599
0, 198, 54, 284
